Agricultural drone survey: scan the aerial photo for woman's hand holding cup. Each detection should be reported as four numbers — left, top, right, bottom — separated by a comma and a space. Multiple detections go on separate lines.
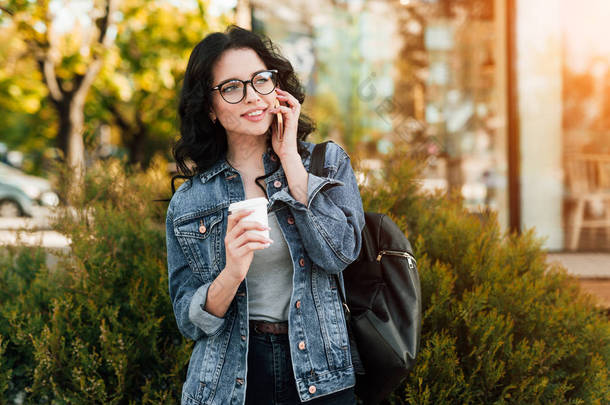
224, 209, 273, 282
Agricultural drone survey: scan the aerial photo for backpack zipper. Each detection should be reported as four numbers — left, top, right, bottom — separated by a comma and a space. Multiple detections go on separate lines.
376, 250, 416, 269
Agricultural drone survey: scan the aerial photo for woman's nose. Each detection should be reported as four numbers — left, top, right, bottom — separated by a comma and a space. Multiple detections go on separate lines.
243, 82, 261, 103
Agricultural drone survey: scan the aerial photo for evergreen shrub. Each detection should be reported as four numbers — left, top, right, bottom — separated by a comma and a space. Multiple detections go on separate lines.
0, 158, 190, 404
354, 144, 610, 404
0, 146, 608, 404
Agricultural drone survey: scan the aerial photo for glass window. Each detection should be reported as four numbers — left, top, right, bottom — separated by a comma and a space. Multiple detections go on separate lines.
560, 0, 610, 251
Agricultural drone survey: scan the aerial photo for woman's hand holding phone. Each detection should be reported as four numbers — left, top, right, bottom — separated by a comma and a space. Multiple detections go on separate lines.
270, 88, 300, 160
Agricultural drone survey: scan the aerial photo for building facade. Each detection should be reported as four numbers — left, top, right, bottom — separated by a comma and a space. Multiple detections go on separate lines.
250, 0, 610, 252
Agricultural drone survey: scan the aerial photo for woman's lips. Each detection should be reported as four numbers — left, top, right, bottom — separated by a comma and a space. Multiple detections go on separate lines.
241, 108, 267, 122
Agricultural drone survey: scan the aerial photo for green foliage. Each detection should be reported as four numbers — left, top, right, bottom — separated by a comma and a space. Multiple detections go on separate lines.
0, 245, 54, 404
0, 22, 55, 174
0, 0, 226, 170
0, 157, 190, 403
357, 144, 610, 404
1, 146, 609, 403
91, 0, 216, 166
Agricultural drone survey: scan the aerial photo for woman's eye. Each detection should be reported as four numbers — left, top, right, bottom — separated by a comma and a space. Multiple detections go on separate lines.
222, 84, 239, 93
255, 77, 268, 84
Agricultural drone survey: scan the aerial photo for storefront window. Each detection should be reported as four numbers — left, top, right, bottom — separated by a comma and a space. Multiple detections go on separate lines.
395, 0, 509, 229
560, 0, 610, 251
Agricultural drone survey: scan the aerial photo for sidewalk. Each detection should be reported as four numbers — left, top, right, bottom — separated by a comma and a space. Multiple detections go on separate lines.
546, 253, 610, 308
546, 253, 610, 278
0, 213, 69, 249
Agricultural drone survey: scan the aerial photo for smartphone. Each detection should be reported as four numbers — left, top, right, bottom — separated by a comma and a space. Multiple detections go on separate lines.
274, 98, 284, 142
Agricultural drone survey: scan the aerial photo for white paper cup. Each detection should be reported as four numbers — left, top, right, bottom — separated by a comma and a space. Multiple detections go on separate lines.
228, 197, 270, 239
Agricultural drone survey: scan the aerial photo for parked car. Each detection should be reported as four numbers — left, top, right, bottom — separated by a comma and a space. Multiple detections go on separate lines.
0, 162, 59, 207
0, 181, 33, 217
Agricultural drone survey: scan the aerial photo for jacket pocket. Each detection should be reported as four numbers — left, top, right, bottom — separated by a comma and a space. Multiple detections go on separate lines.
174, 208, 225, 280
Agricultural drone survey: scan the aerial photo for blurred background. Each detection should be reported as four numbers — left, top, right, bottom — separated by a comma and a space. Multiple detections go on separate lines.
0, 0, 609, 253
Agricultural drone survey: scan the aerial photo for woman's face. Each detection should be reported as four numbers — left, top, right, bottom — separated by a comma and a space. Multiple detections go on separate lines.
209, 48, 278, 139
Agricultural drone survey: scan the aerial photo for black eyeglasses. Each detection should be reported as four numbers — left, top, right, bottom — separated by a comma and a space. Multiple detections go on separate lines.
211, 69, 278, 104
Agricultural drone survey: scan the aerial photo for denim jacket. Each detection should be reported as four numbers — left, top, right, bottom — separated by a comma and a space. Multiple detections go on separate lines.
166, 140, 365, 404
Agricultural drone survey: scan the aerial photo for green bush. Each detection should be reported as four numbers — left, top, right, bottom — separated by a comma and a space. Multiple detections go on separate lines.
1, 147, 608, 404
0, 157, 190, 404
355, 144, 610, 404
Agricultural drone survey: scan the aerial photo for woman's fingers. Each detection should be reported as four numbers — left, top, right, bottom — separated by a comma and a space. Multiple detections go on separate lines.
236, 241, 272, 256
233, 229, 272, 249
226, 230, 272, 265
270, 105, 293, 115
232, 237, 272, 258
228, 219, 269, 241
227, 209, 253, 233
275, 88, 300, 109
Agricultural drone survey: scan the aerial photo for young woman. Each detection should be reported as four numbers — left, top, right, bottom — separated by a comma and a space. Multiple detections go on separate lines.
166, 25, 365, 405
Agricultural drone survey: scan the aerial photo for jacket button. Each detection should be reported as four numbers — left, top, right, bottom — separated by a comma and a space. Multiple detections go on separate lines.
236, 378, 244, 385
298, 341, 306, 350
199, 224, 206, 233
308, 385, 316, 394
299, 258, 305, 267
270, 154, 277, 161
273, 180, 282, 188
287, 216, 295, 225
295, 300, 301, 309
241, 335, 246, 341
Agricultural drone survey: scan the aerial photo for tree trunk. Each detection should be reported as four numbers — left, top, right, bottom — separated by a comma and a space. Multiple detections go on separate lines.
66, 95, 86, 180
127, 129, 147, 166
55, 100, 71, 155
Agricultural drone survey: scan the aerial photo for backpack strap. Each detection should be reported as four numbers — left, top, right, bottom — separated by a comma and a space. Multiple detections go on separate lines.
310, 140, 333, 177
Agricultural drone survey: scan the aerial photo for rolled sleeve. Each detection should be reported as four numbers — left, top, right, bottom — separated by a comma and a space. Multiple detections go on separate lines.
166, 207, 226, 341
188, 283, 225, 336
270, 145, 365, 274
271, 174, 345, 211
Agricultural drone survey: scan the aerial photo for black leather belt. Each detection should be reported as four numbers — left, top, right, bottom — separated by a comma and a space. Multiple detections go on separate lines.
250, 320, 288, 334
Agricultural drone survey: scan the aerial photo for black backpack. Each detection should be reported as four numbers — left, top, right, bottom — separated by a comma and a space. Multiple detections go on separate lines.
310, 141, 422, 405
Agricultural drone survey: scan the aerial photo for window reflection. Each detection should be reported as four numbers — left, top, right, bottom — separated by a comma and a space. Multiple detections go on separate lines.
561, 0, 610, 251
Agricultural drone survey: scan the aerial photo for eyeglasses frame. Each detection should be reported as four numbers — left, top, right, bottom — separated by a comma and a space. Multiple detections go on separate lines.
211, 69, 279, 104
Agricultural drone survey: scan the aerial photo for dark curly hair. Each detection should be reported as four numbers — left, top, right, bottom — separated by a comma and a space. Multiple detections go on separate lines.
173, 25, 316, 180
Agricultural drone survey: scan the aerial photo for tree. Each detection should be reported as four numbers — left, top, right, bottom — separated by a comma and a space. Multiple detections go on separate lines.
1, 0, 117, 181
92, 0, 218, 166
0, 21, 52, 174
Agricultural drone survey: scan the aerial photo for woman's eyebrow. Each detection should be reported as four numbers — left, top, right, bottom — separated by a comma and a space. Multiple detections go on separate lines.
218, 69, 266, 83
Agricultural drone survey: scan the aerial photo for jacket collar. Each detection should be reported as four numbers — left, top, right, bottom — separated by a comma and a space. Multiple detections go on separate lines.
198, 140, 312, 184
198, 155, 232, 184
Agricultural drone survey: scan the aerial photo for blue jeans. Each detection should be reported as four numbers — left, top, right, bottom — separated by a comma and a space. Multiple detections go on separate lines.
245, 331, 356, 405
